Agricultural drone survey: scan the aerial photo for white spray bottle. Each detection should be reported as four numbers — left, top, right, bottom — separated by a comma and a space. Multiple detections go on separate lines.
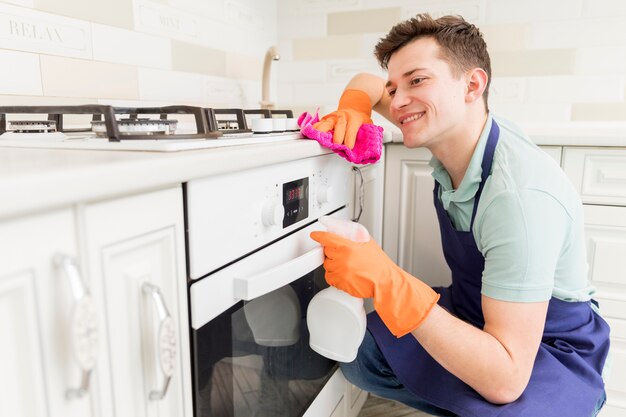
307, 216, 369, 362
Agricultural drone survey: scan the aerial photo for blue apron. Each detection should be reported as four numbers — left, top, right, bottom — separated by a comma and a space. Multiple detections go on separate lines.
367, 120, 610, 417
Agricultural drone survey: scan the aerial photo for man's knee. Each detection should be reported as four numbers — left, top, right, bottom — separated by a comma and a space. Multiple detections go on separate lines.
339, 330, 397, 392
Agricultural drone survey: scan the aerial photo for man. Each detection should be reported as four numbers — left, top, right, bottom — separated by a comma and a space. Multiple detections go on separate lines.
309, 14, 610, 417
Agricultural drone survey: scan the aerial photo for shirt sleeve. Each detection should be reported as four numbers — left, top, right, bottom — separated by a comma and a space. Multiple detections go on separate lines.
474, 188, 572, 302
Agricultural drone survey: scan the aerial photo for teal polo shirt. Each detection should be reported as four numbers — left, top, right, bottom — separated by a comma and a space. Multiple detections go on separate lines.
431, 114, 595, 303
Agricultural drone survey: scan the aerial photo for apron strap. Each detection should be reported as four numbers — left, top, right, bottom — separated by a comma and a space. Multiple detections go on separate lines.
470, 119, 500, 229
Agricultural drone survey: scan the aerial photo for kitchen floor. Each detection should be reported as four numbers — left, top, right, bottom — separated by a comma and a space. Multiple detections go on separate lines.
358, 394, 436, 417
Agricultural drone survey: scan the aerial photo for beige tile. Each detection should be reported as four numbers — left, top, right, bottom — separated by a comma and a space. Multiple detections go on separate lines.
294, 35, 363, 60
0, 95, 95, 105
40, 56, 139, 100
571, 103, 626, 121
328, 7, 401, 35
481, 24, 529, 51
490, 49, 575, 77
34, 0, 133, 29
171, 40, 226, 76
226, 53, 262, 81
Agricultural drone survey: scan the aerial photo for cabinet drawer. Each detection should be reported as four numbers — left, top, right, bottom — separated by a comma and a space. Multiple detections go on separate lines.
584, 205, 626, 310
563, 148, 626, 206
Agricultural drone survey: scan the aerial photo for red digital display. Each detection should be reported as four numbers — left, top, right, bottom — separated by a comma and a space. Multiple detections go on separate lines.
285, 185, 304, 202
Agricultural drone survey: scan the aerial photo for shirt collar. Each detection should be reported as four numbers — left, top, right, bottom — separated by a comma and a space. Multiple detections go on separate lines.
430, 114, 494, 207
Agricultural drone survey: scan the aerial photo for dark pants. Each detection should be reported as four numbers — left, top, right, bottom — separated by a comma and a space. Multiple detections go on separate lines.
340, 329, 607, 417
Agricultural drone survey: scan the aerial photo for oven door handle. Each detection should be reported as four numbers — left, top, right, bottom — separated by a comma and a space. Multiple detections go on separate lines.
233, 246, 324, 300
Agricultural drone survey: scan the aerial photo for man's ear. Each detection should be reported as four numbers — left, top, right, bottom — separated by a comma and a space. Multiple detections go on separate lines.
465, 68, 488, 104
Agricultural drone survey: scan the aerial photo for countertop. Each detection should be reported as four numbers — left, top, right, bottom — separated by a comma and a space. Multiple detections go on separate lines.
0, 138, 330, 221
3, 123, 626, 221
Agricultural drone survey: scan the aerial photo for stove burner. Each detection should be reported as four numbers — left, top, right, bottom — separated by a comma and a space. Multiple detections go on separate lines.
9, 120, 57, 133
91, 118, 178, 137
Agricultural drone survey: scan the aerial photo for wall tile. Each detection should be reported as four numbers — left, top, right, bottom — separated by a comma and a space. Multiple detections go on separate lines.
277, 61, 327, 83
279, 0, 362, 17
481, 24, 529, 51
0, 49, 41, 95
490, 102, 572, 122
529, 18, 626, 49
0, 95, 92, 105
34, 0, 133, 29
171, 41, 227, 76
137, 67, 205, 103
92, 23, 171, 70
292, 81, 349, 106
571, 103, 626, 121
328, 8, 401, 35
134, 0, 201, 44
293, 35, 363, 60
41, 56, 139, 100
583, 0, 626, 18
327, 59, 385, 82
0, 2, 91, 59
576, 46, 626, 75
3, 0, 34, 7
490, 77, 528, 102
226, 53, 262, 81
486, 0, 583, 23
403, 0, 487, 23
277, 13, 326, 39
204, 75, 246, 107
490, 49, 575, 76
527, 76, 625, 103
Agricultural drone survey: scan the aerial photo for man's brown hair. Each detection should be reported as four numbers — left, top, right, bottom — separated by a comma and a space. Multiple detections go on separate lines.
374, 14, 491, 110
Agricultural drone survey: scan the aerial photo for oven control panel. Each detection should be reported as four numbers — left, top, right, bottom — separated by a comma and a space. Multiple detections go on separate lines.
186, 153, 352, 280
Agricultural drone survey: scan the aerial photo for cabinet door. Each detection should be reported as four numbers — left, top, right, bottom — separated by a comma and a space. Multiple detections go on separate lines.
0, 209, 96, 417
383, 144, 451, 287
583, 204, 626, 416
81, 187, 192, 417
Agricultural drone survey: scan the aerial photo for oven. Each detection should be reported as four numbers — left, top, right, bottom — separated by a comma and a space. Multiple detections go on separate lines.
185, 153, 352, 417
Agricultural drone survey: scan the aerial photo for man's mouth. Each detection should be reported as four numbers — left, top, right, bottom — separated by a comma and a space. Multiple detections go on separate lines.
400, 112, 425, 125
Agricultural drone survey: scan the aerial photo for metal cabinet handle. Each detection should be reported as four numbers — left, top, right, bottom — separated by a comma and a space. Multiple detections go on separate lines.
53, 254, 98, 400
142, 282, 177, 401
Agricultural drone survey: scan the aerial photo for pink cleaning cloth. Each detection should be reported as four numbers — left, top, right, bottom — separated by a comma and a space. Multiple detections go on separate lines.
298, 110, 383, 165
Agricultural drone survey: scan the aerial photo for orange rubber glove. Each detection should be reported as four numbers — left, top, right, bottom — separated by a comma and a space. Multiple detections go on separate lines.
310, 231, 440, 337
313, 89, 373, 149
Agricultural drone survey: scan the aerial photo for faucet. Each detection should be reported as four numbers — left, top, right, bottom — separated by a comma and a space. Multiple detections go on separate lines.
260, 46, 280, 110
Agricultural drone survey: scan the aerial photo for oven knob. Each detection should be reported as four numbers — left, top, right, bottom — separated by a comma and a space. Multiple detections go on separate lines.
316, 185, 333, 204
262, 201, 284, 226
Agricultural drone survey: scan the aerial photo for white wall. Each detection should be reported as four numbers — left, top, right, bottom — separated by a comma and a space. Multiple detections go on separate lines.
0, 0, 277, 108
277, 0, 626, 124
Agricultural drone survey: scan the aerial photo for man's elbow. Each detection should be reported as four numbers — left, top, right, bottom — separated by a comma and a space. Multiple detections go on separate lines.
482, 380, 527, 405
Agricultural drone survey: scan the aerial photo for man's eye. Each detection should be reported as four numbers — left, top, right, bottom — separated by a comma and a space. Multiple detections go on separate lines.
411, 78, 424, 85
388, 90, 396, 97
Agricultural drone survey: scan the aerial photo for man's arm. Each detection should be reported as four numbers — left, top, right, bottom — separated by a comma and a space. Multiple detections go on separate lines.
412, 297, 548, 404
344, 73, 397, 127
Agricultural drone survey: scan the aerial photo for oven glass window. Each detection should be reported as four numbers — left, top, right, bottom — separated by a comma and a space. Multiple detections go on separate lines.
192, 265, 336, 417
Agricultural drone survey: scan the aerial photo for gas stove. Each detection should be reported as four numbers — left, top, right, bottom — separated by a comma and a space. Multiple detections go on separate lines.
0, 105, 303, 152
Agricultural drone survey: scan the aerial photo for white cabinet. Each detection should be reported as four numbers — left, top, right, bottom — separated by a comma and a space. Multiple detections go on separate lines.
382, 144, 449, 287
561, 147, 626, 416
0, 209, 95, 417
82, 187, 192, 417
0, 187, 192, 417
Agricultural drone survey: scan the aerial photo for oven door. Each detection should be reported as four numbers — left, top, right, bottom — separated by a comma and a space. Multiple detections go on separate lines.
189, 210, 348, 417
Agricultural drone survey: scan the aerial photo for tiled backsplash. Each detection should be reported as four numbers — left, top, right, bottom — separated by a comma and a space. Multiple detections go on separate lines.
0, 0, 277, 108
1, 0, 625, 123
278, 0, 626, 123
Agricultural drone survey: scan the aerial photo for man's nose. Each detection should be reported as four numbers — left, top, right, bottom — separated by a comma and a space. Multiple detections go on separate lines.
390, 88, 410, 111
